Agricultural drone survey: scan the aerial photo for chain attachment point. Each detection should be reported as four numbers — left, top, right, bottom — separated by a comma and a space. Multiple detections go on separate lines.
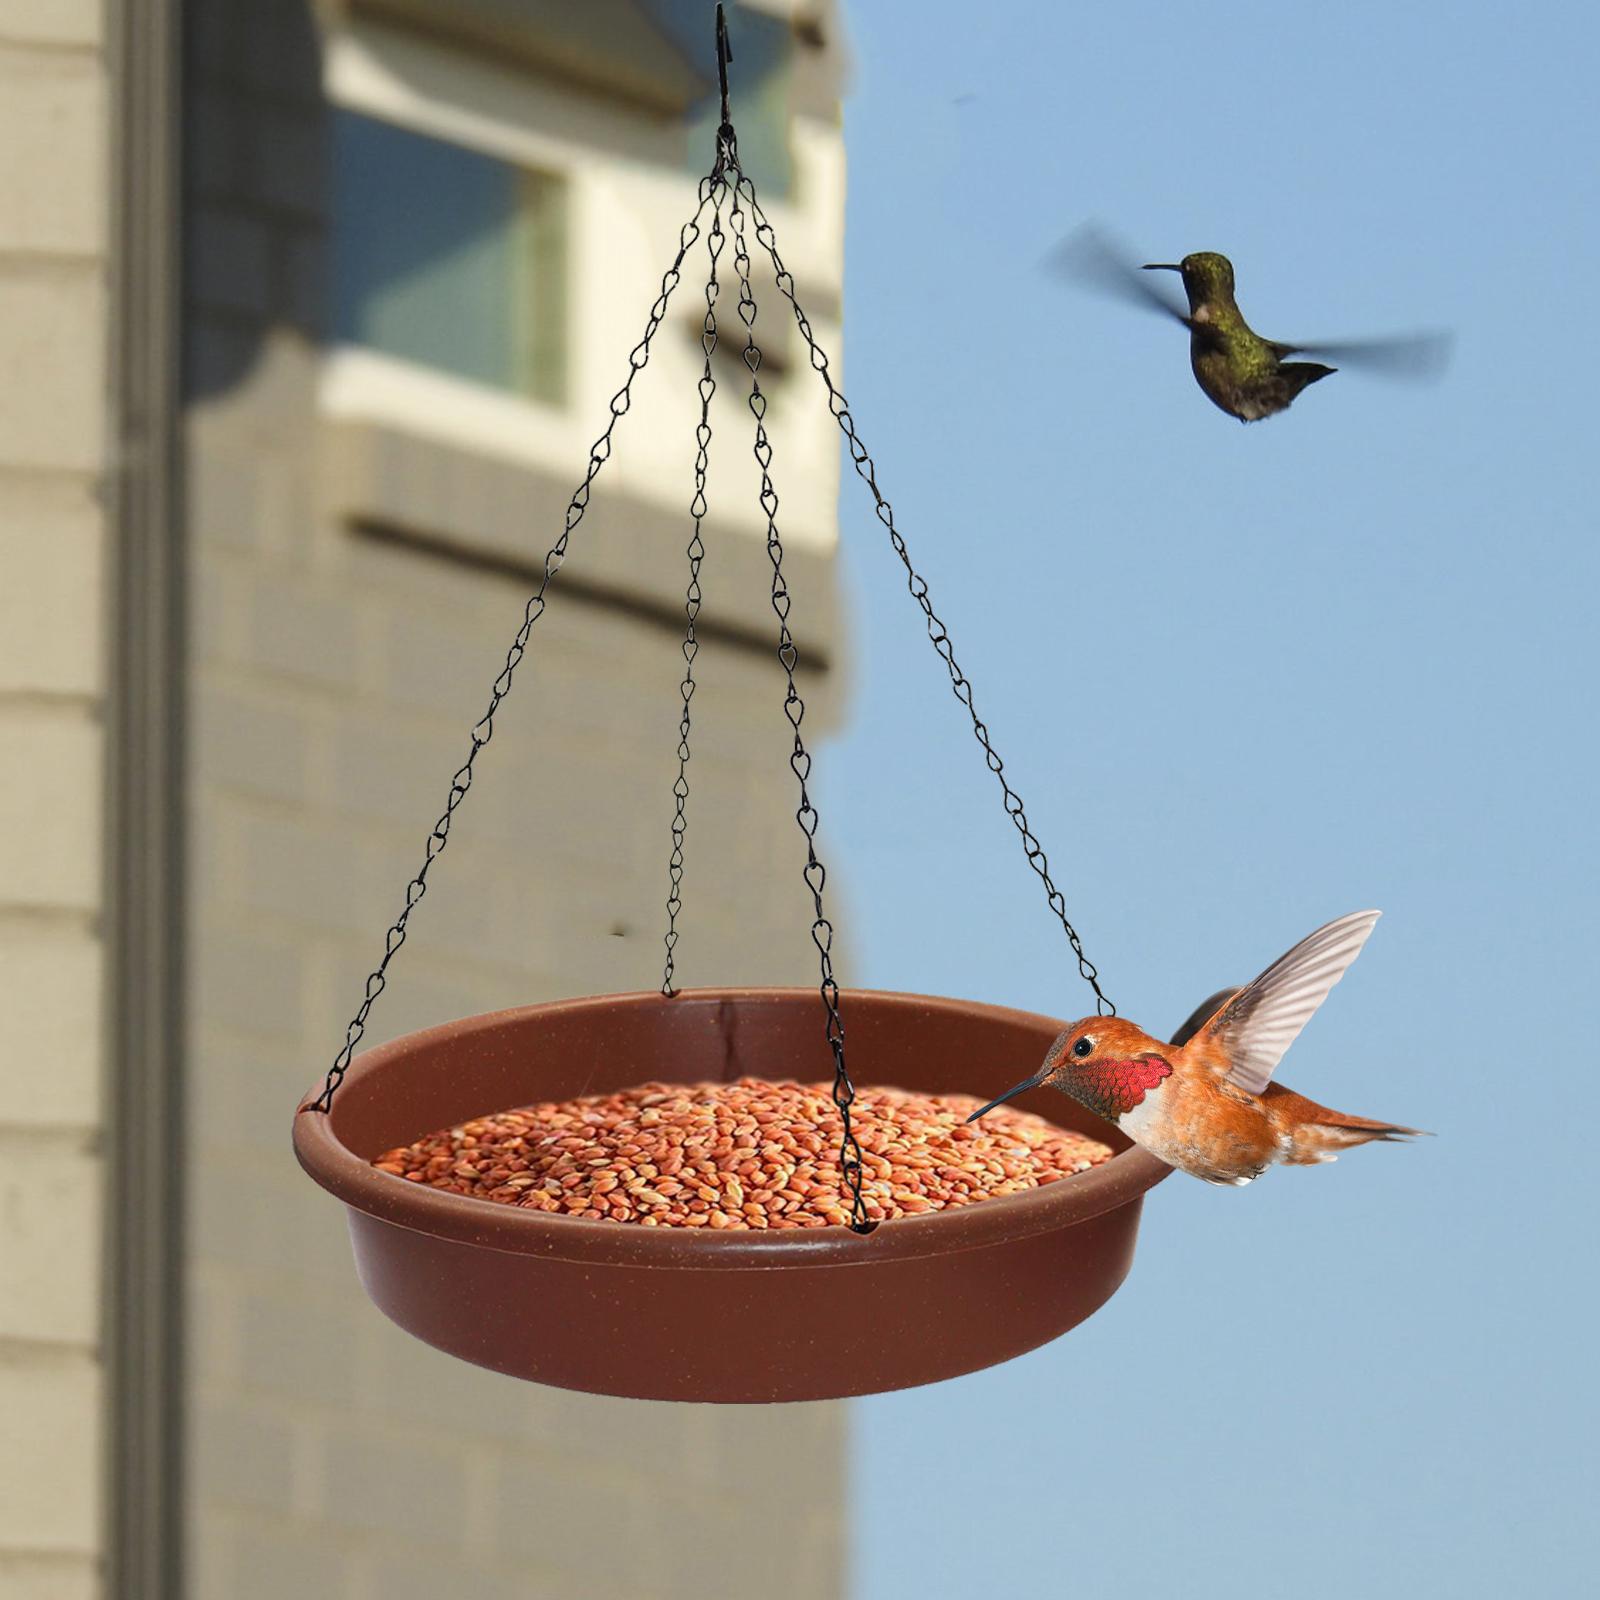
712, 4, 739, 178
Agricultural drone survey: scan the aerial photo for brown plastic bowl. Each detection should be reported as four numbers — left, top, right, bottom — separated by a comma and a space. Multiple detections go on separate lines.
293, 987, 1183, 1402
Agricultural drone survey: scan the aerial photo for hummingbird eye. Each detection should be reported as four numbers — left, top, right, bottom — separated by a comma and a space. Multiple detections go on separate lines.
1071, 1036, 1093, 1059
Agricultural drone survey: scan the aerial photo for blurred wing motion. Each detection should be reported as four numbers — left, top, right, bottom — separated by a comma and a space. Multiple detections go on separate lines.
1276, 330, 1454, 380
1044, 223, 1188, 325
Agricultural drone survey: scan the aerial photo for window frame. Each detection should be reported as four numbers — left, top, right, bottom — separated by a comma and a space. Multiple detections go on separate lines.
328, 104, 569, 405
323, 24, 579, 413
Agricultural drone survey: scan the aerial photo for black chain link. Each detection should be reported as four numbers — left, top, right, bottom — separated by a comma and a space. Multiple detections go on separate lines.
304, 188, 716, 1115
736, 175, 1116, 1017
661, 188, 726, 995
727, 180, 873, 1233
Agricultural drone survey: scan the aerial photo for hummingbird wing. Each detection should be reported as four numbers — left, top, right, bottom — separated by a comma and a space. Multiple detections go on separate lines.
1272, 331, 1453, 380
1200, 911, 1382, 1096
1043, 223, 1189, 326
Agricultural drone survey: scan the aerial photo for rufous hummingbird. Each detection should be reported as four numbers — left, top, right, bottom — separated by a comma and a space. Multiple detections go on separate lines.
1047, 225, 1452, 422
968, 910, 1427, 1185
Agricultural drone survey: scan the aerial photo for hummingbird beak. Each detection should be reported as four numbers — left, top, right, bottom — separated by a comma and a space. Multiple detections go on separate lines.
1142, 262, 1182, 272
965, 1066, 1052, 1124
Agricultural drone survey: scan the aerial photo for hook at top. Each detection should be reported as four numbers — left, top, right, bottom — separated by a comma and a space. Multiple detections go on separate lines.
713, 3, 738, 175
716, 4, 733, 124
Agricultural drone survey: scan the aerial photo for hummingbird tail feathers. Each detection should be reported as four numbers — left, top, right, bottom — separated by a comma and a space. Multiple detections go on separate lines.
1284, 1110, 1429, 1166
1265, 1087, 1429, 1166
1282, 360, 1336, 394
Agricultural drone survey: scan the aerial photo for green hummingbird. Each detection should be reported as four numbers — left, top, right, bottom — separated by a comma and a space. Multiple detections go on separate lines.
1049, 225, 1452, 423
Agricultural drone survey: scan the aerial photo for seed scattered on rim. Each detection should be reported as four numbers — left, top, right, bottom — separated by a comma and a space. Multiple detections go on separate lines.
372, 1078, 1112, 1228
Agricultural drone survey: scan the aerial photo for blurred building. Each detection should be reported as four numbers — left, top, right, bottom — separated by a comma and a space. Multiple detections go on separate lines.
1, 1, 851, 1596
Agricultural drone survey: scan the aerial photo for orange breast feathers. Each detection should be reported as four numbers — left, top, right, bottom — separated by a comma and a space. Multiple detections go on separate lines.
1161, 1064, 1283, 1172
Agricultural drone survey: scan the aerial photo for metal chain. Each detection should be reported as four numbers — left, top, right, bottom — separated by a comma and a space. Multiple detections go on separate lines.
736, 175, 1116, 1017
304, 187, 716, 1115
727, 178, 873, 1233
307, 3, 1107, 1279
661, 186, 727, 994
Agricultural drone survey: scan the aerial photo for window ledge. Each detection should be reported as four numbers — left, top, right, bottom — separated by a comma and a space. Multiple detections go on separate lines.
320, 361, 840, 667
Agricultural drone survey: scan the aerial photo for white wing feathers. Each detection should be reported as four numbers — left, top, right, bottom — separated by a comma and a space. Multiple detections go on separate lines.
1203, 911, 1381, 1096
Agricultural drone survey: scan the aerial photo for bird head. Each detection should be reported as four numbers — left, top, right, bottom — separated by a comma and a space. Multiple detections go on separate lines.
967, 1017, 1174, 1128
1143, 251, 1236, 311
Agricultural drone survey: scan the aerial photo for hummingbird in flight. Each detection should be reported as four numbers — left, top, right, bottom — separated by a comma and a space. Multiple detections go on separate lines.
968, 910, 1427, 1185
1048, 225, 1452, 422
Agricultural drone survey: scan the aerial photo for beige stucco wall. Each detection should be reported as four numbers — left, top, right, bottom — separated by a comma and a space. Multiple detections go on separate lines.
184, 5, 850, 1596
0, 3, 111, 1598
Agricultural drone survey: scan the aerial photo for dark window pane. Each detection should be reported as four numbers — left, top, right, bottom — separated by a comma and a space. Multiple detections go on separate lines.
330, 110, 565, 400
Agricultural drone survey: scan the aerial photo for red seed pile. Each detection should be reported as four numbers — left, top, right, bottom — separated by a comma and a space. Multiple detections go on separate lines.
373, 1077, 1112, 1228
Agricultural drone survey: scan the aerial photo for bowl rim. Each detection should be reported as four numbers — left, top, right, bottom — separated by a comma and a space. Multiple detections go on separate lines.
293, 986, 1174, 1270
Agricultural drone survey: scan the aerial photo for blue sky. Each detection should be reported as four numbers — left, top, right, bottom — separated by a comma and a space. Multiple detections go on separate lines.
818, 2, 1598, 1595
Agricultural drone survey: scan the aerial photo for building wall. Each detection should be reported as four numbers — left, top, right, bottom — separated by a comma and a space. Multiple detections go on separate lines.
0, 3, 111, 1598
185, 4, 849, 1597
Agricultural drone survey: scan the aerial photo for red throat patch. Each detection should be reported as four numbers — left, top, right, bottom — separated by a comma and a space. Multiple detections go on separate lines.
1071, 1053, 1173, 1121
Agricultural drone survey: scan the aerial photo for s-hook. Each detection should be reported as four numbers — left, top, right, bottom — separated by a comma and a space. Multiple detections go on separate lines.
713, 4, 738, 177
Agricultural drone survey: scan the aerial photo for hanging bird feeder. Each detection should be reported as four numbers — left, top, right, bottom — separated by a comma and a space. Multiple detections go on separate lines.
294, 9, 1189, 1403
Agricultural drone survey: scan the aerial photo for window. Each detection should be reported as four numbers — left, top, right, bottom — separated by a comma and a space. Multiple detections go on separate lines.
330, 109, 567, 402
